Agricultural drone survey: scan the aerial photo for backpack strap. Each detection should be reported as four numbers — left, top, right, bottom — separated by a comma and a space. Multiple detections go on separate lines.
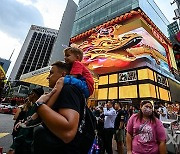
78, 99, 86, 133
68, 85, 97, 136
78, 96, 97, 135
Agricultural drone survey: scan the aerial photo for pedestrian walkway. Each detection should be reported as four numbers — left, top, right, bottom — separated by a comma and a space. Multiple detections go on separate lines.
0, 133, 9, 139
112, 139, 127, 154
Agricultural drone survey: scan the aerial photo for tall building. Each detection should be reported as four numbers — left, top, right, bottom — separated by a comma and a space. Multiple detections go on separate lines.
10, 25, 58, 81
70, 0, 180, 104
0, 57, 11, 73
168, 21, 179, 44
168, 21, 180, 74
171, 0, 180, 22
49, 0, 77, 64
71, 0, 169, 37
11, 0, 77, 97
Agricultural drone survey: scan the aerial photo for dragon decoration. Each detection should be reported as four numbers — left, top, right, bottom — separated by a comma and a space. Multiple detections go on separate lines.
71, 24, 168, 74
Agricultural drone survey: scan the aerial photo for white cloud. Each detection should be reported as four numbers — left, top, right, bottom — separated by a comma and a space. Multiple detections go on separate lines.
0, 0, 44, 40
34, 0, 69, 29
0, 0, 45, 78
0, 31, 22, 78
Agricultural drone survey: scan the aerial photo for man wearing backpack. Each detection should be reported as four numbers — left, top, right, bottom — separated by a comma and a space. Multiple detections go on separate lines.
32, 61, 89, 154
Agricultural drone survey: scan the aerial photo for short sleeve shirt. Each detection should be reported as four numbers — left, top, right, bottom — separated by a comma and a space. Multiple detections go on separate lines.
52, 84, 82, 113
70, 61, 94, 95
126, 114, 166, 154
114, 110, 126, 130
45, 85, 84, 154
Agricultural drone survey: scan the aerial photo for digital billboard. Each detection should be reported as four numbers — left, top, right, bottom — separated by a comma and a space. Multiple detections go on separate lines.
73, 24, 169, 74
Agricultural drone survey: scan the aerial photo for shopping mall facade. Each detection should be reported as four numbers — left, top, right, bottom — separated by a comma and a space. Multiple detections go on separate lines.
20, 0, 180, 105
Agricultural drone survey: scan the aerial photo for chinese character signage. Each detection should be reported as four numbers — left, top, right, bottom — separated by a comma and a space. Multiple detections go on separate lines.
119, 71, 137, 82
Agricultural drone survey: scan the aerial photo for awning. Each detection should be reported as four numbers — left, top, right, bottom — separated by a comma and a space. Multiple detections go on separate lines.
20, 66, 50, 87
21, 72, 49, 87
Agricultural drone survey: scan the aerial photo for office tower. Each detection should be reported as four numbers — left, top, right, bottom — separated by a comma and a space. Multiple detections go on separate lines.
10, 25, 58, 81
49, 0, 78, 64
168, 21, 180, 73
168, 21, 179, 45
72, 0, 169, 37
12, 0, 77, 92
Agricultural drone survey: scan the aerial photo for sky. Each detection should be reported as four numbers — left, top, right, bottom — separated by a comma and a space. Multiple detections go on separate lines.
0, 0, 178, 78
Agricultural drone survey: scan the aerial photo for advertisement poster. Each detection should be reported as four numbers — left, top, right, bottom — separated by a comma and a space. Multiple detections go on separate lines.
75, 25, 169, 74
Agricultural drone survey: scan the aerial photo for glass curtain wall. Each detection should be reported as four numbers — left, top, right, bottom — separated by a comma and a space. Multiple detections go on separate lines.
72, 0, 137, 36
71, 0, 170, 38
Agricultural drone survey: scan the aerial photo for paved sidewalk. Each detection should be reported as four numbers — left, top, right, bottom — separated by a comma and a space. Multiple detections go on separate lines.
112, 139, 127, 154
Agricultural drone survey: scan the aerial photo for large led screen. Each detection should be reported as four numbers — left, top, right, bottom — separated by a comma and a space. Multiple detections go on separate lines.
74, 25, 169, 74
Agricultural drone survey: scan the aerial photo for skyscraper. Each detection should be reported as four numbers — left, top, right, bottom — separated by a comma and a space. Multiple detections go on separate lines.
49, 0, 77, 64
168, 21, 180, 74
168, 21, 179, 45
14, 0, 77, 89
71, 0, 169, 37
10, 25, 58, 81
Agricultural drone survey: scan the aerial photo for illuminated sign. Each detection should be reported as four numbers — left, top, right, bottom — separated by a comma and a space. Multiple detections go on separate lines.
151, 28, 165, 45
119, 71, 137, 82
157, 74, 167, 86
72, 24, 170, 75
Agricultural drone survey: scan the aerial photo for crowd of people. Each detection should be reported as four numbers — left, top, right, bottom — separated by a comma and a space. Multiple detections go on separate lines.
5, 47, 179, 154
91, 100, 180, 154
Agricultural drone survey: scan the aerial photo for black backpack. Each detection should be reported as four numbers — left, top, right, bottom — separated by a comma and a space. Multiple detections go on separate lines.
77, 99, 97, 154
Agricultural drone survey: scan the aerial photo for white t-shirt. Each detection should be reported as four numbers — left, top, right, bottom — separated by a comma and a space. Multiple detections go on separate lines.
158, 106, 168, 121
